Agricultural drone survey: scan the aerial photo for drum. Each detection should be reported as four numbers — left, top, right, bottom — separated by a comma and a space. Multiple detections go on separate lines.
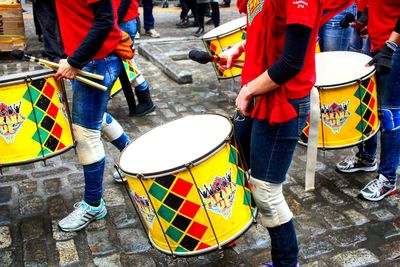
118, 114, 255, 256
202, 17, 246, 80
0, 69, 74, 167
110, 58, 140, 97
299, 51, 379, 149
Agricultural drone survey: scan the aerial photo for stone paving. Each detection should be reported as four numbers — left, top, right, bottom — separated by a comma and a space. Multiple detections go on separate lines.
0, 2, 400, 267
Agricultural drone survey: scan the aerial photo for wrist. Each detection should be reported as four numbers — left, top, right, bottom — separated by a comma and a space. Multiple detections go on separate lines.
385, 40, 398, 51
244, 83, 252, 97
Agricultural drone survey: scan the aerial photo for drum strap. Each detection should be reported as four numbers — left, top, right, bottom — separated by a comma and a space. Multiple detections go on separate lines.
305, 87, 320, 191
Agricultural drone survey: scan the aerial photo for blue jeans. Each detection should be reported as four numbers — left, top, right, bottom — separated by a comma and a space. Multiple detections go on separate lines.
72, 54, 123, 204
120, 19, 138, 44
234, 95, 310, 266
349, 33, 370, 55
319, 3, 357, 52
358, 47, 400, 183
142, 0, 155, 30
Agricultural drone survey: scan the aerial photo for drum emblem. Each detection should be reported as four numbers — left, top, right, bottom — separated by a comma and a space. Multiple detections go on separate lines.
0, 101, 26, 144
321, 100, 351, 134
247, 0, 264, 25
198, 168, 236, 219
133, 191, 156, 227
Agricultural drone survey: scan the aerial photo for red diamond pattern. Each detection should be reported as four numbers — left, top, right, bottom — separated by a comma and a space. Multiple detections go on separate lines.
47, 103, 59, 119
197, 243, 211, 250
57, 142, 66, 150
187, 221, 208, 240
52, 123, 63, 139
179, 200, 200, 218
43, 82, 55, 99
171, 178, 193, 198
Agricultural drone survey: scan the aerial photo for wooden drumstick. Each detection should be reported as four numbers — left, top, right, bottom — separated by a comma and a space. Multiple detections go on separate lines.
11, 50, 104, 80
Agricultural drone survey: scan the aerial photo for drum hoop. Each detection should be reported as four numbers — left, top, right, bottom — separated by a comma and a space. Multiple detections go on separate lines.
0, 69, 56, 87
118, 113, 233, 178
0, 145, 75, 168
148, 207, 257, 256
315, 67, 376, 90
202, 24, 246, 41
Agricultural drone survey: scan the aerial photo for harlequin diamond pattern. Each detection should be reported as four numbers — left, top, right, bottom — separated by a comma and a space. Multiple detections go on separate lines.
300, 119, 310, 143
123, 60, 139, 80
148, 174, 210, 252
23, 78, 66, 155
354, 78, 376, 140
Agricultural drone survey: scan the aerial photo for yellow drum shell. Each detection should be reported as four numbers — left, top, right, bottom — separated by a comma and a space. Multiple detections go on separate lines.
110, 59, 140, 97
299, 52, 379, 149
0, 69, 74, 166
202, 17, 247, 79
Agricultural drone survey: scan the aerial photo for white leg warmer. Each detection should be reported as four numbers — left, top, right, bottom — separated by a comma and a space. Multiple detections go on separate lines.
250, 176, 293, 228
132, 74, 145, 87
101, 113, 124, 142
72, 124, 105, 165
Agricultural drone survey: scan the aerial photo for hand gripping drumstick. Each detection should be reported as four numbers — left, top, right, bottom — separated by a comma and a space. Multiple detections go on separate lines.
11, 50, 107, 91
188, 50, 244, 67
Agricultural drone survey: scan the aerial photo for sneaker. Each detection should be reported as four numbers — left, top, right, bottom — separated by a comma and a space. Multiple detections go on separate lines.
360, 174, 398, 201
135, 32, 141, 39
145, 29, 160, 38
336, 154, 377, 173
58, 199, 107, 232
113, 168, 126, 183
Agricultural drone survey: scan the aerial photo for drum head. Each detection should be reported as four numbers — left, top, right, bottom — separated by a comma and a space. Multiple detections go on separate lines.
315, 51, 375, 89
202, 17, 246, 40
119, 114, 232, 177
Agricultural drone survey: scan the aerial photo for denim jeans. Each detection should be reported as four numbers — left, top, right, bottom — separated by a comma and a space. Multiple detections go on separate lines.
235, 95, 310, 184
120, 19, 138, 44
72, 54, 122, 204
234, 95, 310, 266
142, 0, 155, 30
319, 3, 357, 52
349, 33, 370, 55
358, 47, 400, 183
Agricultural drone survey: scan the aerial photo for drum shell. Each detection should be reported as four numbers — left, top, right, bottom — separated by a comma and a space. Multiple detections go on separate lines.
110, 59, 140, 98
0, 69, 74, 166
126, 143, 254, 256
202, 18, 246, 80
300, 73, 379, 149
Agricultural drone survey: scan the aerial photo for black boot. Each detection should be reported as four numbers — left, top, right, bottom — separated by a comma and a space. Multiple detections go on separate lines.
133, 88, 156, 117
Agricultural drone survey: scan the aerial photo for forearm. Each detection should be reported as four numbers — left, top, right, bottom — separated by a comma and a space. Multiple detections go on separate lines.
118, 0, 132, 23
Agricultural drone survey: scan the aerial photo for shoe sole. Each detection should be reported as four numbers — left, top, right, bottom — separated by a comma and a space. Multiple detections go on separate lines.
58, 209, 108, 232
361, 188, 398, 201
132, 105, 156, 117
336, 164, 377, 173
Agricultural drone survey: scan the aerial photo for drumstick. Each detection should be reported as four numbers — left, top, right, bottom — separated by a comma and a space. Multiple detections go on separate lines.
11, 50, 104, 81
11, 50, 107, 91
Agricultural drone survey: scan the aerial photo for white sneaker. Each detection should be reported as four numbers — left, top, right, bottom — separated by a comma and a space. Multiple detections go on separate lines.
113, 168, 126, 183
135, 32, 141, 39
145, 29, 160, 38
58, 199, 107, 232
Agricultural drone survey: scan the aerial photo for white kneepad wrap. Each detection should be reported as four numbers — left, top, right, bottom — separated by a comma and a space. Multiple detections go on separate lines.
101, 113, 124, 142
250, 176, 293, 228
132, 74, 145, 87
72, 124, 105, 165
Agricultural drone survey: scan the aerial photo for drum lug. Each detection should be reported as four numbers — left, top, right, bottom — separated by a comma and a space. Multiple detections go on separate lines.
218, 247, 224, 259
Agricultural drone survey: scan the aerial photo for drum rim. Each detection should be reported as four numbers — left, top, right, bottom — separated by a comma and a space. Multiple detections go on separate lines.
0, 69, 55, 87
147, 208, 257, 256
202, 17, 247, 40
315, 68, 375, 90
118, 113, 233, 178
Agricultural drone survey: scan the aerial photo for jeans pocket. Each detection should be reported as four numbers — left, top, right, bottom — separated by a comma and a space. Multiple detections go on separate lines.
297, 101, 310, 136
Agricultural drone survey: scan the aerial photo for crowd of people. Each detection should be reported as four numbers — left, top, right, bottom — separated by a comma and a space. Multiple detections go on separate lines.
12, 0, 400, 266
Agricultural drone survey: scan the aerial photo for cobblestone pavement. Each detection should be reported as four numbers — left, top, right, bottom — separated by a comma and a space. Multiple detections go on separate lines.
1, 2, 400, 267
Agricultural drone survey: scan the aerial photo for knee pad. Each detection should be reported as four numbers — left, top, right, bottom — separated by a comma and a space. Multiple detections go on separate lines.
249, 176, 293, 228
132, 75, 145, 88
379, 108, 400, 132
101, 113, 124, 142
72, 124, 105, 165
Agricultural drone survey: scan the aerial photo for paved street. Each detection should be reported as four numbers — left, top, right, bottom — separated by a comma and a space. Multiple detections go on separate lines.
0, 2, 400, 266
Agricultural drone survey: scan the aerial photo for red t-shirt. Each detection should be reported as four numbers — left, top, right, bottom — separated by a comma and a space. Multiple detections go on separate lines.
368, 0, 400, 52
241, 0, 324, 123
356, 0, 367, 12
56, 0, 121, 60
115, 0, 140, 22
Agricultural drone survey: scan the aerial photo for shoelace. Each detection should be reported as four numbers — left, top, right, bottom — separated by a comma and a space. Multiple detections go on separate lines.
367, 178, 386, 193
67, 202, 91, 221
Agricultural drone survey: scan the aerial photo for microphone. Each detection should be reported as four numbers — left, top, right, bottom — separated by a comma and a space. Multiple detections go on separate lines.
188, 50, 221, 64
340, 13, 355, 28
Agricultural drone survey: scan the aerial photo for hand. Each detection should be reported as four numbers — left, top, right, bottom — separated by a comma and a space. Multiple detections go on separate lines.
55, 59, 78, 81
235, 83, 253, 116
367, 41, 397, 75
219, 42, 245, 69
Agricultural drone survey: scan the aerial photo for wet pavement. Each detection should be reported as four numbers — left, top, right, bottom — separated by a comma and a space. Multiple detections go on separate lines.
0, 2, 400, 266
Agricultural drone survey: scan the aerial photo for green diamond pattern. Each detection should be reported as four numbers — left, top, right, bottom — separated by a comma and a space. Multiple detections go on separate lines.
158, 205, 175, 223
229, 146, 238, 165
166, 226, 183, 242
149, 183, 168, 201
23, 87, 40, 103
243, 189, 252, 207
28, 108, 45, 123
32, 128, 48, 144
355, 103, 367, 117
236, 169, 244, 186
175, 246, 188, 253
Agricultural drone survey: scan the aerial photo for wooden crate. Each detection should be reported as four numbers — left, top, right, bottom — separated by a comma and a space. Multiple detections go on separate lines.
0, 3, 25, 51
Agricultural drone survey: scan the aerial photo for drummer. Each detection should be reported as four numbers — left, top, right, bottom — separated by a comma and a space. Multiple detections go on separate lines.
54, 0, 131, 232
336, 2, 400, 202
220, 0, 352, 266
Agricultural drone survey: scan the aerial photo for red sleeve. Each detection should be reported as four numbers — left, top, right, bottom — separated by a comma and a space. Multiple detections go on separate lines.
286, 0, 318, 28
87, 0, 101, 3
